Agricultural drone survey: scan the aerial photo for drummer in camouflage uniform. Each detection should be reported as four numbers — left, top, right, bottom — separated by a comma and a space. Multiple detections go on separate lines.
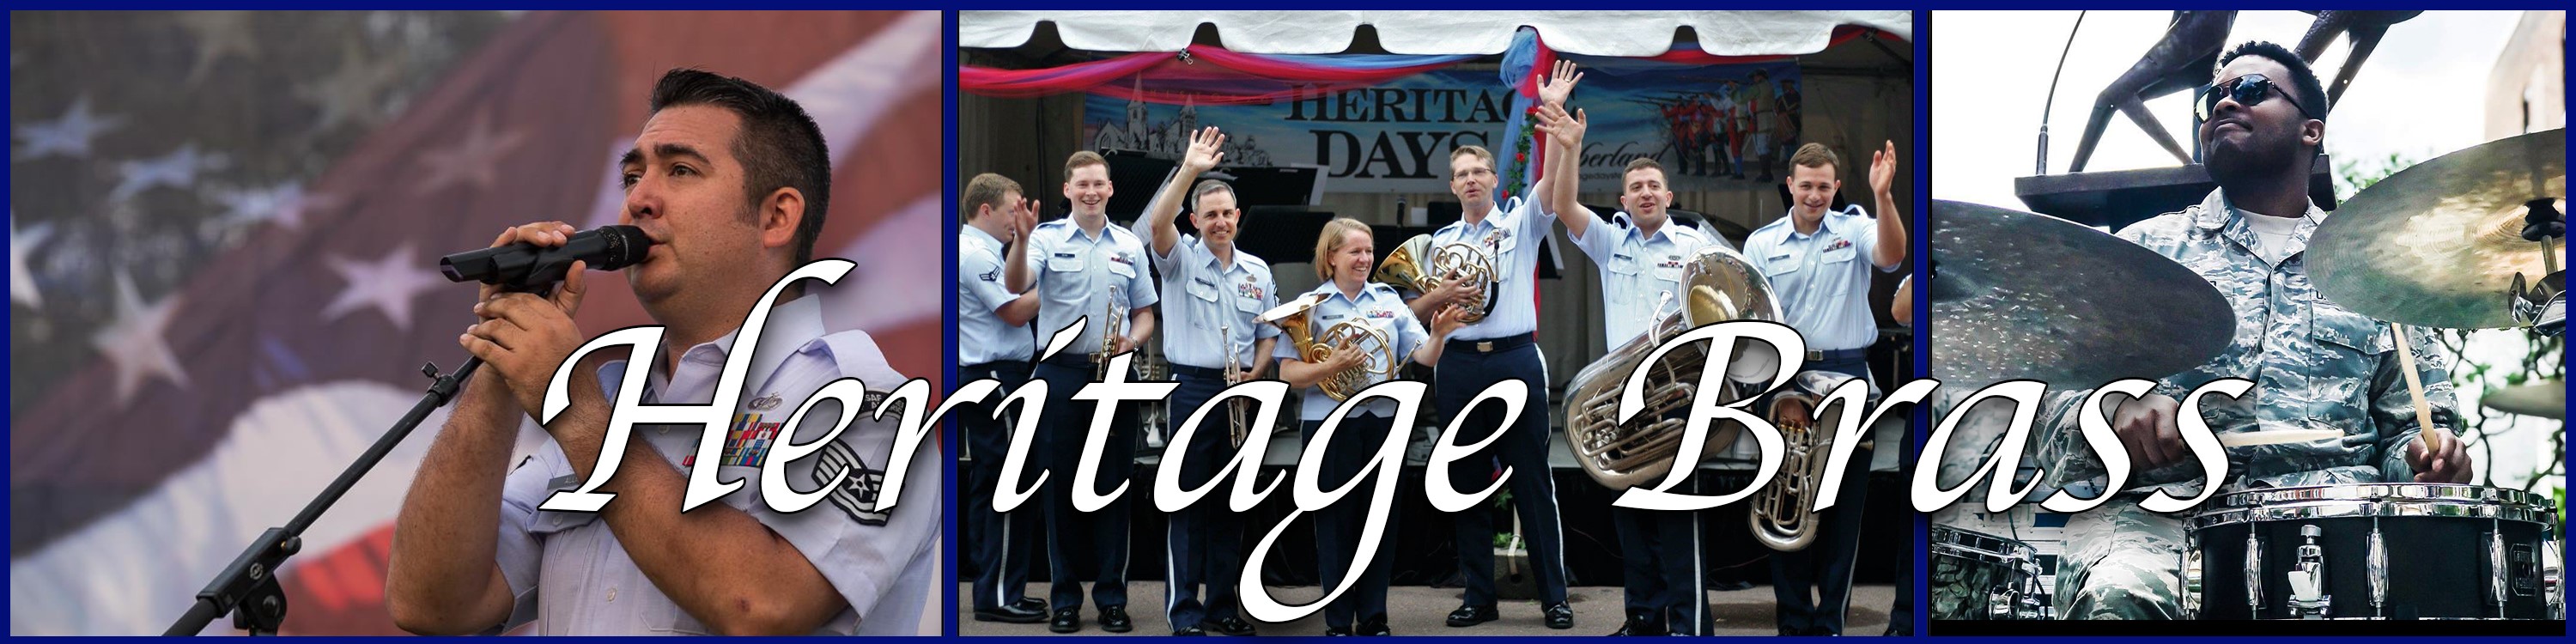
1943, 42, 2476, 621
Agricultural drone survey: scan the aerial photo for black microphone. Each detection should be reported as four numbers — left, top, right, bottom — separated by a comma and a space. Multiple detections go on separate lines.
438, 225, 653, 286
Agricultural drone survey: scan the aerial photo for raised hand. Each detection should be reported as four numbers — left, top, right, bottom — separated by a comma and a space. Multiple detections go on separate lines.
1538, 58, 1583, 107
1534, 103, 1588, 149
1184, 126, 1227, 173
1869, 140, 1898, 197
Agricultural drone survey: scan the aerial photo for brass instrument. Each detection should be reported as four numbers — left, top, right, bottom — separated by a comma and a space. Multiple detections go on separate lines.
1094, 285, 1128, 380
1562, 244, 1783, 491
1376, 234, 1498, 324
1256, 293, 1394, 401
1221, 322, 1249, 447
1749, 370, 1874, 552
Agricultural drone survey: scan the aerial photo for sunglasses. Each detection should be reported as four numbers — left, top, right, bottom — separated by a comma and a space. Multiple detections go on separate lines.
2196, 73, 2318, 122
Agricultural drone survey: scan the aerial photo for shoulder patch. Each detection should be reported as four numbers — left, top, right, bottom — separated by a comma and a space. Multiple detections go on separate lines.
814, 440, 890, 526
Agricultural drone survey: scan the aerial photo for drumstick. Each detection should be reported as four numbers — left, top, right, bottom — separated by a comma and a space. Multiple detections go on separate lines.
2389, 322, 2442, 454
2218, 429, 2343, 447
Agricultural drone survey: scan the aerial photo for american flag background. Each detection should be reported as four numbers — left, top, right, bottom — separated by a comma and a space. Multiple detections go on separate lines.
9, 10, 944, 635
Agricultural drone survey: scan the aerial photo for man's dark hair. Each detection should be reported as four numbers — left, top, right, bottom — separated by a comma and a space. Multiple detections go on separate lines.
648, 68, 832, 265
2217, 41, 2330, 122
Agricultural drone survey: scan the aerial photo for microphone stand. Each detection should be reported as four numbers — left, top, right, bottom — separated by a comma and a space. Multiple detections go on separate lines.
166, 286, 544, 635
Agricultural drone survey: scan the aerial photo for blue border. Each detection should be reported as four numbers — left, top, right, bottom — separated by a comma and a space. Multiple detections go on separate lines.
943, 8, 965, 639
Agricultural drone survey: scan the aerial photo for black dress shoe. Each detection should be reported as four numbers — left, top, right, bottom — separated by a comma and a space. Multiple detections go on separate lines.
1099, 605, 1133, 633
1048, 608, 1080, 633
1357, 616, 1391, 636
1544, 603, 1575, 630
1323, 626, 1354, 636
1710, 579, 1755, 592
972, 603, 1048, 623
1607, 609, 1664, 636
1206, 617, 1258, 636
1013, 597, 1049, 612
1445, 604, 1498, 627
1173, 626, 1206, 635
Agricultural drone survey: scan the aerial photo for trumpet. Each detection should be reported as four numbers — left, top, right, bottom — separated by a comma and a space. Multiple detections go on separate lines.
1561, 245, 1783, 491
1376, 234, 1498, 324
1221, 322, 1248, 448
1256, 294, 1394, 401
1095, 285, 1128, 380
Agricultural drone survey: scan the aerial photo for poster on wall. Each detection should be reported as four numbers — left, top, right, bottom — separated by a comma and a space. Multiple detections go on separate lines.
1081, 59, 1802, 194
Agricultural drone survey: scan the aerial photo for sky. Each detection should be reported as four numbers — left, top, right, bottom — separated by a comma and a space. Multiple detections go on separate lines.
1931, 10, 2562, 489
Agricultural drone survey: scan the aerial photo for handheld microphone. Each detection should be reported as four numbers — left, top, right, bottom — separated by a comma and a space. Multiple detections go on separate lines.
438, 225, 653, 287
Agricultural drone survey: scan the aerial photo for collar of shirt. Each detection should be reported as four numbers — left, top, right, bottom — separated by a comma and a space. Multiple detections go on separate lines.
962, 224, 1005, 253
1187, 234, 1255, 276
1613, 211, 1694, 247
2199, 188, 2325, 254
1776, 205, 1856, 241
632, 295, 828, 404
1061, 217, 1121, 246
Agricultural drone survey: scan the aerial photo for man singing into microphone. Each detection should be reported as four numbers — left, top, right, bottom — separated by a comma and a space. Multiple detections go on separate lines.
384, 69, 937, 635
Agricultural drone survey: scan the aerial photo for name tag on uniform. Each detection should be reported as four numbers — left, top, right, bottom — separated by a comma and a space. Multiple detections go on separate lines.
1047, 252, 1084, 272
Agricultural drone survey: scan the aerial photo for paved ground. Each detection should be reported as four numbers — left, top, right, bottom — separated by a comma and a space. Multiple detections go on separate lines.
960, 583, 1896, 635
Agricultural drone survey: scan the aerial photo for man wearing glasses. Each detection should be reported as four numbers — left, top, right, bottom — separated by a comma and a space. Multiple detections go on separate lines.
2046, 41, 2473, 619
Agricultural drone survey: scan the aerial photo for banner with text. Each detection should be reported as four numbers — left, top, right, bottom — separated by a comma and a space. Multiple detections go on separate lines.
1082, 60, 1801, 195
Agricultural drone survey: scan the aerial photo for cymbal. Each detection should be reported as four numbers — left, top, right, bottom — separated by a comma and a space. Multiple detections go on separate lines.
2310, 129, 2566, 329
2481, 378, 2564, 419
1930, 200, 2236, 386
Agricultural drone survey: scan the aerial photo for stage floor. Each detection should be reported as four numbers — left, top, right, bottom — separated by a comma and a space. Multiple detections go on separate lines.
958, 582, 1899, 635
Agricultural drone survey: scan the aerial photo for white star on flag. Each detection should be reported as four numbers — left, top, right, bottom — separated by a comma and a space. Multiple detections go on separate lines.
12, 212, 53, 308
111, 143, 229, 202
320, 243, 444, 331
15, 95, 125, 161
92, 270, 191, 404
213, 180, 331, 230
414, 113, 526, 194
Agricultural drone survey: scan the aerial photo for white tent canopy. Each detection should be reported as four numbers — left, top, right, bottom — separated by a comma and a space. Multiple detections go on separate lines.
961, 10, 1912, 58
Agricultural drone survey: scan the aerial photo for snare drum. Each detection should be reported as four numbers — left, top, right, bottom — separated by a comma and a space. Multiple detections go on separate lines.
1932, 525, 2049, 620
2184, 483, 2563, 620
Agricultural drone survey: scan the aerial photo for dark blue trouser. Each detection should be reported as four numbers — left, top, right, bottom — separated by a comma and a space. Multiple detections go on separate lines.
963, 361, 1036, 612
1034, 361, 1133, 611
1768, 355, 1872, 635
1436, 340, 1568, 607
1613, 469, 1713, 635
1163, 370, 1246, 629
1305, 414, 1400, 629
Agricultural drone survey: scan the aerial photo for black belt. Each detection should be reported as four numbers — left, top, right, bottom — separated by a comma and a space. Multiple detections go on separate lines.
1039, 354, 1094, 371
1805, 347, 1871, 362
1446, 333, 1534, 354
963, 360, 1031, 376
1170, 364, 1224, 379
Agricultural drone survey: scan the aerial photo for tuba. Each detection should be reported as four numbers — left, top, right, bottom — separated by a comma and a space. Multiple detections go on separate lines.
1375, 234, 1498, 324
1748, 369, 1876, 552
1562, 245, 1783, 491
1256, 293, 1395, 401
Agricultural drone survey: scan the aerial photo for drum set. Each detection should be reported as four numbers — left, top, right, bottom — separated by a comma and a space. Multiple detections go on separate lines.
1929, 129, 2567, 621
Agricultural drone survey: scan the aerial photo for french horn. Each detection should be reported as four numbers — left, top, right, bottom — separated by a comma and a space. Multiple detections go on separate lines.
1563, 245, 1783, 492
1376, 234, 1498, 324
1256, 293, 1395, 401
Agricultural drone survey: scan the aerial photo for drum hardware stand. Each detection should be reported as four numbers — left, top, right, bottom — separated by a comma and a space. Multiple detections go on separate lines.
2367, 519, 2389, 617
2246, 532, 2264, 617
2287, 524, 2332, 618
2509, 197, 2565, 336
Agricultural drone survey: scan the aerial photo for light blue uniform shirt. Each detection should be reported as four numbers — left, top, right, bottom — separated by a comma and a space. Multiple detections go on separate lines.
1142, 232, 1281, 370
1022, 218, 1159, 356
496, 295, 939, 635
957, 225, 1034, 364
1567, 211, 1732, 347
1426, 196, 1555, 341
1272, 282, 1428, 421
1741, 204, 1895, 351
